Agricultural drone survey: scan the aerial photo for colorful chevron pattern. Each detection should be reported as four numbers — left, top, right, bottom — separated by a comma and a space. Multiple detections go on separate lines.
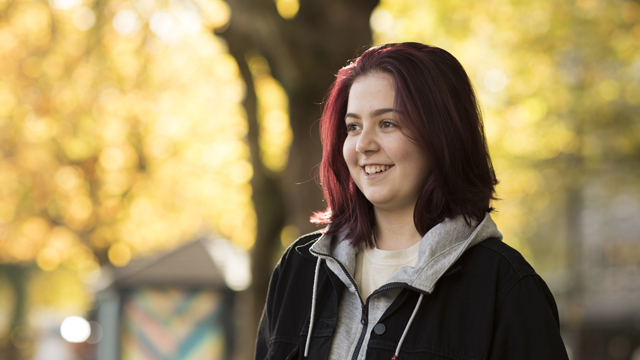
120, 287, 225, 360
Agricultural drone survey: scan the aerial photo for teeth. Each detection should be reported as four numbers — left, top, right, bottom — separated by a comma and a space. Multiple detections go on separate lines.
365, 165, 390, 175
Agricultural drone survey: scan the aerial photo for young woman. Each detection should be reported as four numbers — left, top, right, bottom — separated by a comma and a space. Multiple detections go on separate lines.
255, 43, 569, 360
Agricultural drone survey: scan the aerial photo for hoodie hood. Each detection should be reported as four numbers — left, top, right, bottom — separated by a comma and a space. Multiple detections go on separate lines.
310, 212, 502, 294
305, 213, 502, 359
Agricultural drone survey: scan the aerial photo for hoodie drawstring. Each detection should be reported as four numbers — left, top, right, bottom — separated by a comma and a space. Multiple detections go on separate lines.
304, 256, 322, 357
303, 254, 425, 360
392, 293, 424, 360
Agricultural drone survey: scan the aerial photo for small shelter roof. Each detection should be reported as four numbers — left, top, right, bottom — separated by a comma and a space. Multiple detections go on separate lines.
95, 237, 250, 292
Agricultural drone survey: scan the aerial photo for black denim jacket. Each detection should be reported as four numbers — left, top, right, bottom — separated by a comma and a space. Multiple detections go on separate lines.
255, 232, 569, 360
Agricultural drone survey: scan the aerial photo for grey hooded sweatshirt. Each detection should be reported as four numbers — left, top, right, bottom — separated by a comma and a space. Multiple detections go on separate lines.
309, 213, 502, 360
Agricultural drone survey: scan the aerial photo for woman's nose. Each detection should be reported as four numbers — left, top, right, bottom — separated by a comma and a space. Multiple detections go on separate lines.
355, 126, 379, 154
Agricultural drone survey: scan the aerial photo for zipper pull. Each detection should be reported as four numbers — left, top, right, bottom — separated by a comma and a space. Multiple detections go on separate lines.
361, 305, 368, 325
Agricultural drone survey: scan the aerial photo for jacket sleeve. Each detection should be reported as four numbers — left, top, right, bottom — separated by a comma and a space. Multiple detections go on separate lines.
254, 261, 282, 360
489, 275, 569, 360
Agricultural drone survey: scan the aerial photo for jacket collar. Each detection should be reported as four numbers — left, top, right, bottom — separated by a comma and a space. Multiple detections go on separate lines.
310, 213, 502, 294
294, 230, 325, 260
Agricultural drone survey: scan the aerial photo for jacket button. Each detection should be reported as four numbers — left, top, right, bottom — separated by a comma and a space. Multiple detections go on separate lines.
373, 323, 386, 335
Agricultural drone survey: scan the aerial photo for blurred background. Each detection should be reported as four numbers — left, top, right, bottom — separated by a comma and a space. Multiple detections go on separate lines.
0, 0, 639, 358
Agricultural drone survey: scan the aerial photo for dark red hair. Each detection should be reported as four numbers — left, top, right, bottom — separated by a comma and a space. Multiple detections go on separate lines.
311, 43, 498, 248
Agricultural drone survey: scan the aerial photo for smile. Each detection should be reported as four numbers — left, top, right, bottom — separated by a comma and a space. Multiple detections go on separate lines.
363, 165, 393, 175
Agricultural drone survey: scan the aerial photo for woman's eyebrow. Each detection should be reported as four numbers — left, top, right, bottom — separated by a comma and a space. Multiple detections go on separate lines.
370, 108, 396, 118
345, 108, 397, 120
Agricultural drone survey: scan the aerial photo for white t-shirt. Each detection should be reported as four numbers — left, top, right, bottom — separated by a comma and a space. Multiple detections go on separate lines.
355, 241, 420, 300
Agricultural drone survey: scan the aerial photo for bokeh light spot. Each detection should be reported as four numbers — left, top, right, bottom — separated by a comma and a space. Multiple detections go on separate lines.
69, 196, 93, 221
206, 239, 251, 290
100, 146, 125, 170
280, 224, 300, 247
49, 0, 79, 10
276, 0, 299, 19
55, 166, 81, 191
36, 248, 60, 271
23, 217, 49, 239
507, 104, 530, 127
108, 242, 131, 267
25, 112, 46, 132
73, 6, 96, 30
370, 8, 394, 33
484, 69, 508, 92
113, 9, 140, 36
150, 11, 178, 43
177, 10, 202, 34
155, 113, 180, 136
200, 0, 231, 29
60, 316, 91, 343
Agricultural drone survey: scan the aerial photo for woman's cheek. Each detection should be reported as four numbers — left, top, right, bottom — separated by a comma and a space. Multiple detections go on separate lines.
342, 138, 357, 165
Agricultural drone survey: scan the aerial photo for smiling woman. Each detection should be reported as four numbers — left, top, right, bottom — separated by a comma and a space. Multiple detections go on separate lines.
342, 73, 431, 250
255, 43, 569, 360
315, 44, 499, 250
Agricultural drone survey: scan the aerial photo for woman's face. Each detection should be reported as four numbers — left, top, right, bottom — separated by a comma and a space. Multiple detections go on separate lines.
343, 73, 431, 214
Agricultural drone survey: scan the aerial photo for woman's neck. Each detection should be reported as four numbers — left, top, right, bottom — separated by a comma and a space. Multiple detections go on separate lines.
373, 206, 423, 251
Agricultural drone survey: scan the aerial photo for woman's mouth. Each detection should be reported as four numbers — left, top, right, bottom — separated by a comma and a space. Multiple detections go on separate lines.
364, 165, 393, 175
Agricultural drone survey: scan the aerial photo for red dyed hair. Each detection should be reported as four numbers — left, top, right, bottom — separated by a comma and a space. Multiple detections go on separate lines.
311, 43, 498, 248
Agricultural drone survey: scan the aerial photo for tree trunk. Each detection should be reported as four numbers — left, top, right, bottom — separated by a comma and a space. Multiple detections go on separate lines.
562, 91, 586, 360
218, 0, 379, 357
0, 265, 30, 360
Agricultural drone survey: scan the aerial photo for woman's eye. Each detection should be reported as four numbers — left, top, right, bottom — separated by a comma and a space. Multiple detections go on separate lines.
381, 120, 395, 128
345, 123, 361, 132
